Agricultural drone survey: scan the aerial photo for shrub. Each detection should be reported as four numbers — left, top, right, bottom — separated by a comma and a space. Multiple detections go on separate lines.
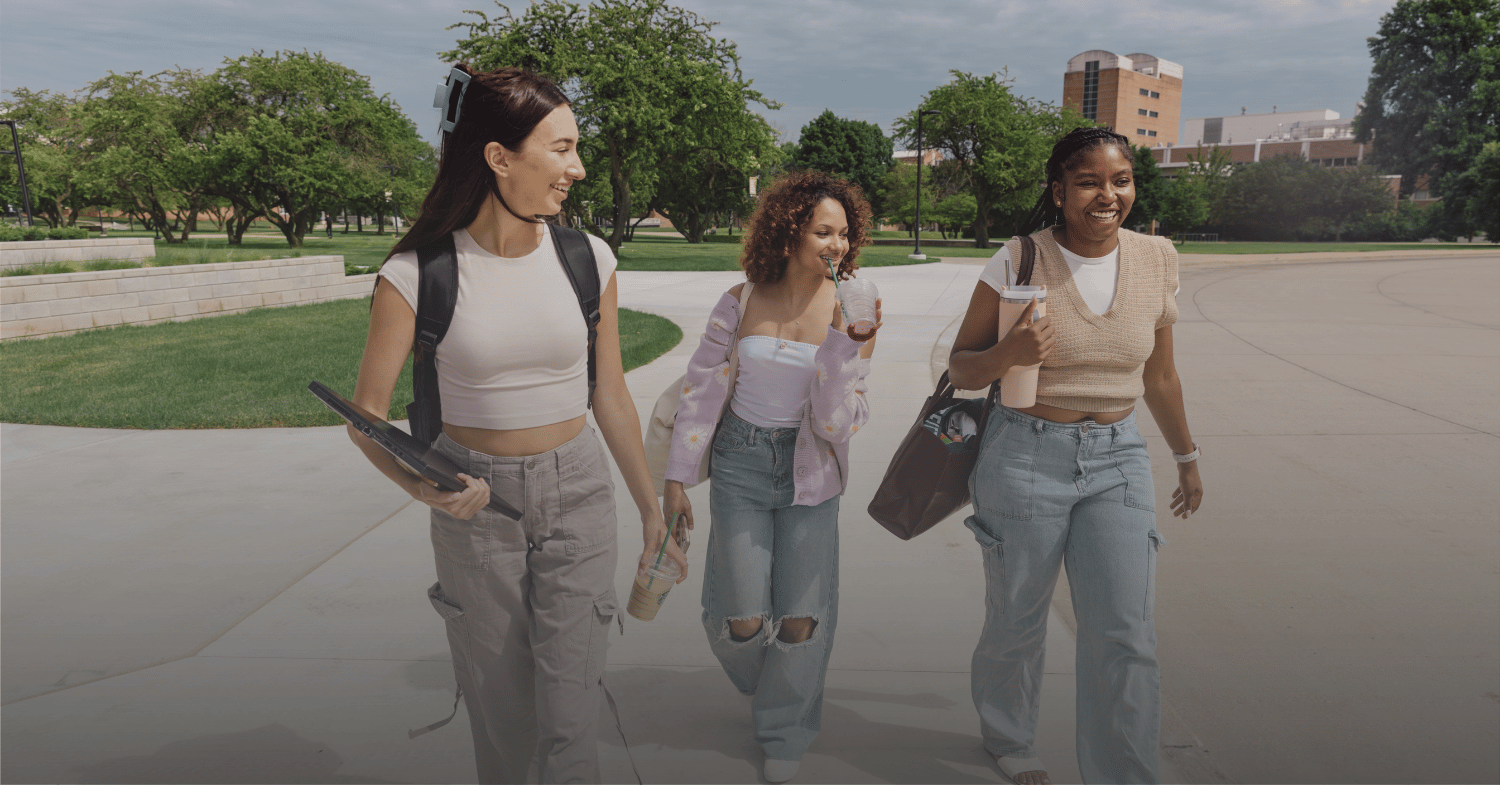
0, 225, 92, 242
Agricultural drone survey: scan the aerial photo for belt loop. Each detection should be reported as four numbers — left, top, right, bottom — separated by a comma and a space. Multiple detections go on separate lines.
1033, 418, 1044, 435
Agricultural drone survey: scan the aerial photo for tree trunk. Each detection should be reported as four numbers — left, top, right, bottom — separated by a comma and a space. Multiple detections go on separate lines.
375, 207, 386, 235
356, 213, 363, 232
972, 197, 991, 248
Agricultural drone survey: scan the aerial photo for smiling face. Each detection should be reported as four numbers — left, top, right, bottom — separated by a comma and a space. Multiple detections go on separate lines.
1052, 144, 1135, 247
794, 197, 851, 278
492, 103, 585, 217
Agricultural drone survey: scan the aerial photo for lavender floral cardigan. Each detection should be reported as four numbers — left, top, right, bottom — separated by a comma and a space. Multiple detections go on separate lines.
664, 288, 873, 507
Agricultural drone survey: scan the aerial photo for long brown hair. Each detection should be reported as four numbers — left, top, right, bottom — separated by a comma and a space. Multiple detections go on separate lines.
741, 171, 872, 284
385, 65, 570, 262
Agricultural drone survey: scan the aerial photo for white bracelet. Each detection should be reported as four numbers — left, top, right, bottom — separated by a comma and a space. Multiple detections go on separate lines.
1172, 443, 1200, 463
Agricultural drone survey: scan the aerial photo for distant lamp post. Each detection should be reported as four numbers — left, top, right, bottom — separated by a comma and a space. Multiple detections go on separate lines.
382, 165, 402, 238
909, 109, 941, 260
0, 119, 36, 226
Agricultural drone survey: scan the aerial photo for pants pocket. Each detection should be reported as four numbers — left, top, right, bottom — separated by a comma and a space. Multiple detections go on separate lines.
965, 516, 1007, 618
431, 507, 492, 569
1144, 531, 1164, 620
973, 419, 1038, 520
585, 591, 618, 686
1116, 436, 1157, 512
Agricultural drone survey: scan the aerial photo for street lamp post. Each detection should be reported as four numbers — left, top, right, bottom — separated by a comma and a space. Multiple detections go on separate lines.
909, 109, 941, 260
1, 120, 36, 227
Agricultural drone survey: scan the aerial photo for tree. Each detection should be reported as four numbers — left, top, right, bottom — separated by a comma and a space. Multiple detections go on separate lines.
206, 51, 420, 247
876, 163, 930, 234
931, 193, 977, 239
1309, 165, 1398, 241
1353, 0, 1499, 216
1128, 145, 1169, 233
77, 69, 215, 243
653, 99, 774, 242
1185, 144, 1234, 227
1156, 174, 1210, 240
895, 70, 1089, 247
1444, 142, 1500, 242
789, 110, 893, 211
0, 88, 93, 228
446, 0, 779, 254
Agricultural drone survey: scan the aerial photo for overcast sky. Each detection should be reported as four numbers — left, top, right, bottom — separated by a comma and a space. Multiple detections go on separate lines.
2, 0, 1394, 146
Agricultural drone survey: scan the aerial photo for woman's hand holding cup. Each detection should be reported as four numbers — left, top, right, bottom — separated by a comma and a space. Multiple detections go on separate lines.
647, 481, 692, 582
1000, 297, 1054, 368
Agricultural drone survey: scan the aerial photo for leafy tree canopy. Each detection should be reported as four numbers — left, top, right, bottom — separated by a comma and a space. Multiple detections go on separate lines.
790, 110, 893, 210
446, 0, 779, 252
1353, 0, 1499, 204
894, 70, 1088, 247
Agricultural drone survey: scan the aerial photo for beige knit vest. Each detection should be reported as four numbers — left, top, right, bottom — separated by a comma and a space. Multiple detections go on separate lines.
1011, 228, 1178, 412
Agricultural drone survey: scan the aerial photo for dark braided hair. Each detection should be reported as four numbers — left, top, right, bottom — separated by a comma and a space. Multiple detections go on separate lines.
1019, 127, 1133, 236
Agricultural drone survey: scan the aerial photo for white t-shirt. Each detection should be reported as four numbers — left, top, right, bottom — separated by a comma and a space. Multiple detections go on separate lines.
379, 226, 618, 430
978, 235, 1178, 314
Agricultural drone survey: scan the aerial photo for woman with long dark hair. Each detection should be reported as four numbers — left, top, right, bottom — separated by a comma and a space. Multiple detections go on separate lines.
947, 127, 1204, 785
660, 172, 879, 783
347, 65, 675, 784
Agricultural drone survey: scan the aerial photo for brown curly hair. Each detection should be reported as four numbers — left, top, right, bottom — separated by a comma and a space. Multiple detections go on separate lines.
741, 171, 872, 284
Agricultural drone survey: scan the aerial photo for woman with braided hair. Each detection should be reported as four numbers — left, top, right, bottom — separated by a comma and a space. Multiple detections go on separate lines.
947, 127, 1204, 785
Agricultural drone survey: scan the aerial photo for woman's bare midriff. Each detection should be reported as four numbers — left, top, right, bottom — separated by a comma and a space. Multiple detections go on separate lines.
1014, 401, 1135, 425
444, 414, 587, 457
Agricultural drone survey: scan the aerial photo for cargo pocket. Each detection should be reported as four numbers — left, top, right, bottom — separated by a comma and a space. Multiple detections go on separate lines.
1144, 532, 1165, 620
965, 515, 1006, 618
584, 591, 618, 686
427, 581, 465, 620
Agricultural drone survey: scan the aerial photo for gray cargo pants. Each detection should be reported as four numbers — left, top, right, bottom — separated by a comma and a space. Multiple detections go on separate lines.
427, 428, 620, 784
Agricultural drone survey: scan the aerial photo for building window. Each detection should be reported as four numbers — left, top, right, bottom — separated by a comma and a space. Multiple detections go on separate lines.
1148, 130, 1158, 137
1082, 61, 1099, 120
1149, 110, 1159, 118
1204, 117, 1223, 144
1138, 108, 1148, 116
1150, 91, 1160, 99
1139, 88, 1149, 96
1137, 129, 1147, 135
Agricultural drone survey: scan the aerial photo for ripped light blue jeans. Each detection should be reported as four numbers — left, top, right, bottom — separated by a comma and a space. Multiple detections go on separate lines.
967, 406, 1165, 785
702, 410, 840, 763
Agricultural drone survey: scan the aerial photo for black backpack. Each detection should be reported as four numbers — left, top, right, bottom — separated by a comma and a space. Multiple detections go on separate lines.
406, 226, 600, 446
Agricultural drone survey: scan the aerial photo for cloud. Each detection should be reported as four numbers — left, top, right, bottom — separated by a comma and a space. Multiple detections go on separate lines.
3, 0, 1392, 144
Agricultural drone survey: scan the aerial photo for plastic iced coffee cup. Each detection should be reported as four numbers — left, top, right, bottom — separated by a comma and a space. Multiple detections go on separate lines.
626, 560, 682, 621
838, 277, 879, 335
997, 285, 1047, 408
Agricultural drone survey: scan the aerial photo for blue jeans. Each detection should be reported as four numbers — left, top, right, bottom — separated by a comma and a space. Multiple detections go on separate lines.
702, 411, 840, 763
967, 406, 1165, 784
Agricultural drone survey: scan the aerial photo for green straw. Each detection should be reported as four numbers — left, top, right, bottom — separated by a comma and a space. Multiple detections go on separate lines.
824, 256, 852, 324
646, 513, 680, 589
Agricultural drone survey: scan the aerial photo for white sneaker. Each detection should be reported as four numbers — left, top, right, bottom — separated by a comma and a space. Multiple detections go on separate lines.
763, 758, 799, 783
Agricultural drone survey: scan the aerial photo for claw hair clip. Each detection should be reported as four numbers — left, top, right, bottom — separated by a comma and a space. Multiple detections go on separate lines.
432, 67, 472, 134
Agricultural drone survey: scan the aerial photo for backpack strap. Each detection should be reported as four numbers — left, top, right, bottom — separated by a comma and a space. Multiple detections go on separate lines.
1012, 234, 1038, 286
550, 225, 602, 408
407, 233, 458, 446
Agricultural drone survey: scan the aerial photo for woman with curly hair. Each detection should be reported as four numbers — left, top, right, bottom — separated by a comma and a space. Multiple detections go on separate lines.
660, 171, 880, 783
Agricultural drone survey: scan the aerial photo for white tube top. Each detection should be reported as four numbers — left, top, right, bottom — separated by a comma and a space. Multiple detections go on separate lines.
729, 335, 818, 428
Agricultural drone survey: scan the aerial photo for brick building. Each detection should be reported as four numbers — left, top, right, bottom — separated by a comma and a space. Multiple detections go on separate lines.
1063, 50, 1183, 146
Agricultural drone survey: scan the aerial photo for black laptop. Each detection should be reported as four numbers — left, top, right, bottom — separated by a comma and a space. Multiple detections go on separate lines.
308, 380, 523, 520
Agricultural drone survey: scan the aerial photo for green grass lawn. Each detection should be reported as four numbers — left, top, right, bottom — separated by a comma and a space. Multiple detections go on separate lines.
614, 233, 990, 270
0, 300, 681, 429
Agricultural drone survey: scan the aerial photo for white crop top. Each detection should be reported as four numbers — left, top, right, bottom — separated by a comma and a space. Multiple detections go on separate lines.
978, 231, 1178, 314
730, 335, 818, 428
379, 226, 618, 430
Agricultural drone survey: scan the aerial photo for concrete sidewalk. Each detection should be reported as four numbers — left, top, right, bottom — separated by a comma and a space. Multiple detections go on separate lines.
4, 249, 1498, 784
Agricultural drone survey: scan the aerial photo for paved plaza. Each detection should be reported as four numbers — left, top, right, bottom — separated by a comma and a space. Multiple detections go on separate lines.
2, 248, 1497, 783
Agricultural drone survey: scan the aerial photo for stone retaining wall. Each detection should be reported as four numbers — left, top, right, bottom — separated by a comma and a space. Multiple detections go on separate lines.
1, 238, 156, 269
1, 256, 377, 340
